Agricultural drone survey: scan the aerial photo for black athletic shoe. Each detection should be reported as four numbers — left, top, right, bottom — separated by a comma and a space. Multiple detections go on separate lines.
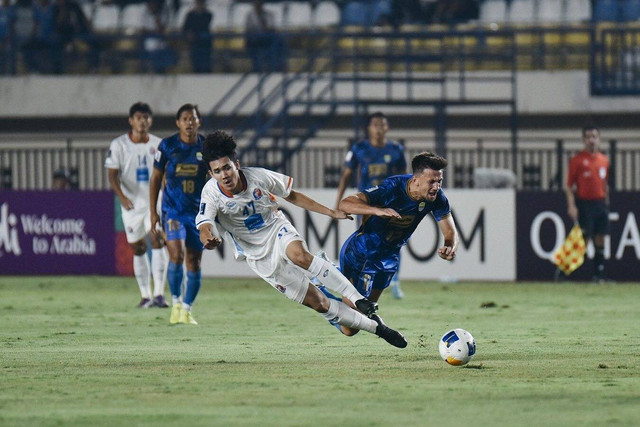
355, 298, 378, 316
371, 314, 407, 348
151, 295, 169, 308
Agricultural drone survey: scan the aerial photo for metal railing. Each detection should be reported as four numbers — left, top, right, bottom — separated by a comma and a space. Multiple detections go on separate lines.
1, 138, 638, 191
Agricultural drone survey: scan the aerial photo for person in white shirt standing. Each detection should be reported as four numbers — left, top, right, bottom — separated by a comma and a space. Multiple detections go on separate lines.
195, 130, 407, 348
105, 102, 168, 308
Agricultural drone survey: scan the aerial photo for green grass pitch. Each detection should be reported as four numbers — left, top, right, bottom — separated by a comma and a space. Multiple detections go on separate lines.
1, 277, 639, 427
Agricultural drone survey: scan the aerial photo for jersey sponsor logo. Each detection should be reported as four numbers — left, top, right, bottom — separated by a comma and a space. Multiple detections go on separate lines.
389, 216, 415, 227
176, 164, 198, 176
367, 163, 387, 176
253, 188, 263, 200
226, 201, 237, 208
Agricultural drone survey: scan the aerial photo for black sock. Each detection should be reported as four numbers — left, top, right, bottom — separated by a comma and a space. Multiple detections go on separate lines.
594, 246, 605, 278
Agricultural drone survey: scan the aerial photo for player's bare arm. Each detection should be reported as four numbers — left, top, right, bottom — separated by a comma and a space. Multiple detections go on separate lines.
285, 190, 353, 220
339, 193, 401, 219
198, 223, 222, 250
437, 215, 459, 261
149, 167, 164, 236
334, 167, 353, 208
107, 168, 134, 210
565, 186, 578, 222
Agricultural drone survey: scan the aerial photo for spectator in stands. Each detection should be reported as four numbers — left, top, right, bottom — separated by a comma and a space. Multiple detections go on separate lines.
182, 0, 212, 73
22, 0, 63, 73
52, 167, 73, 190
0, 0, 17, 74
245, 0, 285, 72
340, 0, 392, 27
140, 0, 177, 73
385, 0, 427, 28
52, 0, 100, 71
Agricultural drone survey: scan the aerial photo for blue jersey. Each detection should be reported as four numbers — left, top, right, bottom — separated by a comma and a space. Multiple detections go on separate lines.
345, 139, 406, 191
153, 133, 208, 219
343, 175, 451, 261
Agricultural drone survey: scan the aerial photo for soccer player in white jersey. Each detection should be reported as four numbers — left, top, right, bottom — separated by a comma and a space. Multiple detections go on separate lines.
195, 130, 407, 348
104, 102, 168, 308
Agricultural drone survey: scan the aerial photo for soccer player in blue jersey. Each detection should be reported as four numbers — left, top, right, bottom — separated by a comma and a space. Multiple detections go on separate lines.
334, 112, 408, 298
150, 104, 208, 325
331, 152, 459, 336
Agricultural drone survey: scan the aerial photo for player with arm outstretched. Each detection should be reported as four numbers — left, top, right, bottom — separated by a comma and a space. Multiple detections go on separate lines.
330, 151, 458, 336
195, 130, 407, 348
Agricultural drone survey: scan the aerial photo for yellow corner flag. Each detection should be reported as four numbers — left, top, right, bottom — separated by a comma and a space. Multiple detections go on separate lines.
553, 224, 586, 275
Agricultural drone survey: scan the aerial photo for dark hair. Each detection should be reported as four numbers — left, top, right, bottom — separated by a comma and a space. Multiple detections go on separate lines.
582, 125, 599, 137
176, 103, 200, 121
364, 111, 388, 135
202, 130, 238, 166
411, 152, 448, 174
129, 102, 152, 117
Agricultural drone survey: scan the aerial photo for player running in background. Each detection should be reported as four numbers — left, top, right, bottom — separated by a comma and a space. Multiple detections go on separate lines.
105, 102, 167, 309
327, 152, 458, 336
334, 112, 407, 299
196, 130, 407, 348
150, 104, 207, 325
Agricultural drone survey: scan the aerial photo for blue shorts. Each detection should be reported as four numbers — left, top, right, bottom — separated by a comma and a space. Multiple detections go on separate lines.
162, 212, 203, 250
339, 235, 398, 298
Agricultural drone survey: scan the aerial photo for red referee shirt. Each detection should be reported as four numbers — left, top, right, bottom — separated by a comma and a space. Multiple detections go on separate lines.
567, 151, 609, 200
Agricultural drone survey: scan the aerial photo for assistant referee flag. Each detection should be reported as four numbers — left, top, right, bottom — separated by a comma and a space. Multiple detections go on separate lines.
553, 224, 586, 275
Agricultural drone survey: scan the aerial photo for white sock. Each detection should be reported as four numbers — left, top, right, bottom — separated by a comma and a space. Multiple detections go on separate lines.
133, 254, 152, 299
172, 296, 181, 306
151, 248, 166, 297
182, 302, 191, 311
307, 256, 365, 304
321, 299, 377, 334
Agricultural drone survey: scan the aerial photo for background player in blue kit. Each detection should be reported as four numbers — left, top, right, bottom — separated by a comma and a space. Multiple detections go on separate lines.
149, 104, 207, 325
330, 152, 459, 336
334, 112, 407, 298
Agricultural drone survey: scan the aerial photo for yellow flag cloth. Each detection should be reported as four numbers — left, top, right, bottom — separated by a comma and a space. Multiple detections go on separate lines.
553, 224, 586, 275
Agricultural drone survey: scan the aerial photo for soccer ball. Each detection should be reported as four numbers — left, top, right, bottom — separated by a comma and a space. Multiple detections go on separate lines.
439, 328, 476, 366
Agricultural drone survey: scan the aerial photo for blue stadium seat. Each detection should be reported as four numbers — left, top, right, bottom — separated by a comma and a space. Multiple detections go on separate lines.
594, 0, 620, 21
623, 0, 640, 21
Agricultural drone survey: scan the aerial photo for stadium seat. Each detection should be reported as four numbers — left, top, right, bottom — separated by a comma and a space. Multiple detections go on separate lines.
264, 2, 285, 28
479, 0, 507, 23
565, 0, 592, 22
623, 0, 640, 21
313, 1, 341, 27
594, 0, 620, 21
211, 1, 232, 30
508, 0, 535, 23
121, 3, 147, 34
284, 2, 312, 28
538, 0, 563, 23
92, 4, 121, 33
230, 2, 253, 29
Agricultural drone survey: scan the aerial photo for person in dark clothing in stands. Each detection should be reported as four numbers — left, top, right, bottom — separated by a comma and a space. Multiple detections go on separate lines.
182, 0, 213, 73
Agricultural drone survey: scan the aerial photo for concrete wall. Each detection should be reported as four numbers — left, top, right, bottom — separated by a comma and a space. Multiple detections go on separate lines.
2, 71, 639, 119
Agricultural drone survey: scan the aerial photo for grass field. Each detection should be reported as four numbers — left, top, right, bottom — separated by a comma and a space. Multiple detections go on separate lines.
1, 277, 639, 427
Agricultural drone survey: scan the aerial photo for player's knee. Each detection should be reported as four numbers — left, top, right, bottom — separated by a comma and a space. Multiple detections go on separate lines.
289, 248, 313, 269
340, 327, 359, 337
131, 241, 147, 256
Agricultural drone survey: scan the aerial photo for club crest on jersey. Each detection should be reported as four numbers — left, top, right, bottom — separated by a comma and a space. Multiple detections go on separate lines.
384, 154, 391, 163
276, 284, 286, 293
418, 202, 426, 211
149, 147, 156, 155
253, 188, 263, 200
196, 152, 203, 161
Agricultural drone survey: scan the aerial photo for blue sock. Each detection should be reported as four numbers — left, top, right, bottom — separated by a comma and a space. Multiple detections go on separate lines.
318, 284, 342, 302
183, 270, 202, 306
167, 262, 184, 298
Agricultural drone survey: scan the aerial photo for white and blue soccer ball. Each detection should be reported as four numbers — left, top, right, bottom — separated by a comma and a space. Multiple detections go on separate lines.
439, 328, 476, 366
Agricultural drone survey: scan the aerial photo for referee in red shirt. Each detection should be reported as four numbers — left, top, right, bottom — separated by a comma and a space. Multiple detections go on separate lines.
565, 126, 610, 282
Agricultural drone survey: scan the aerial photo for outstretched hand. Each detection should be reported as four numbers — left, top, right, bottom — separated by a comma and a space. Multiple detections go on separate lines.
200, 225, 222, 250
376, 208, 402, 219
437, 246, 456, 261
331, 209, 354, 221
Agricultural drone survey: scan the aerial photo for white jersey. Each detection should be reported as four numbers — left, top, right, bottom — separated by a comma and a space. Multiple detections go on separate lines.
104, 133, 162, 211
196, 167, 294, 261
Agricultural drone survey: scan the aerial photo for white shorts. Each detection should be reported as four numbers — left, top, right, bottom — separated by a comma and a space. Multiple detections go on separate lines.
121, 207, 151, 243
246, 223, 309, 304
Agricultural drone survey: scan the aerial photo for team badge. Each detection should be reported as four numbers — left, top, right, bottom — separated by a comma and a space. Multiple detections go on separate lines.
384, 154, 391, 163
418, 202, 426, 212
253, 188, 263, 200
276, 284, 286, 293
149, 147, 156, 155
196, 152, 203, 161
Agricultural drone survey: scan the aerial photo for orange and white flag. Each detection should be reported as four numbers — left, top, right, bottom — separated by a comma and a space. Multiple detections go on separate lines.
553, 224, 586, 275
